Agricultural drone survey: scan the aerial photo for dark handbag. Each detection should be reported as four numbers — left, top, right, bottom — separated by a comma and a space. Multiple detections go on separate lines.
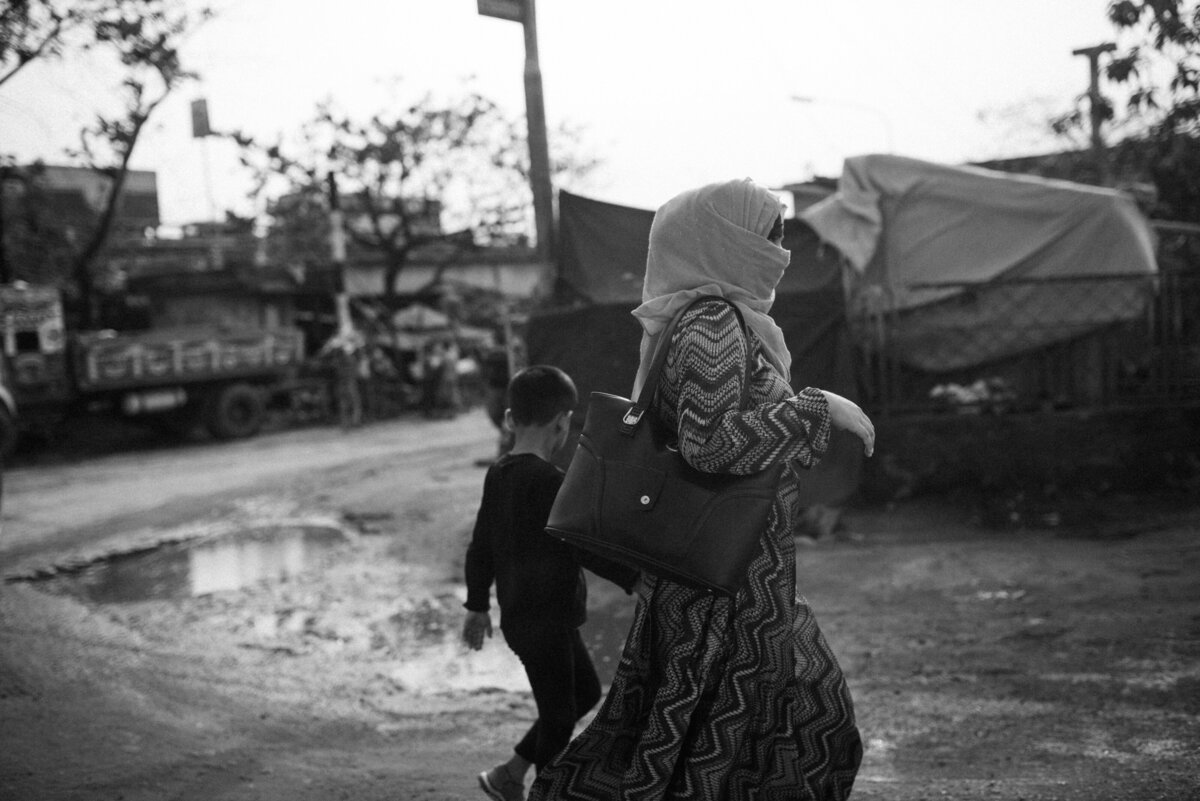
545, 296, 785, 596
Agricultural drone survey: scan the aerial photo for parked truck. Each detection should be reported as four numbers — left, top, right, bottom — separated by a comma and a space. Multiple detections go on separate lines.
0, 282, 308, 456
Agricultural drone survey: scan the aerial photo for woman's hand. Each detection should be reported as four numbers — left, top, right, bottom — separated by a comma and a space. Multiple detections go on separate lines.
820, 390, 875, 457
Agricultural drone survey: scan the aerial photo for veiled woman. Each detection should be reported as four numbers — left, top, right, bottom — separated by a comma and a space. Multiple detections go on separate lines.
528, 178, 874, 801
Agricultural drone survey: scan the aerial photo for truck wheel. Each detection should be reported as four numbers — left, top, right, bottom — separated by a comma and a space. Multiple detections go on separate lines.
204, 383, 266, 440
0, 405, 17, 460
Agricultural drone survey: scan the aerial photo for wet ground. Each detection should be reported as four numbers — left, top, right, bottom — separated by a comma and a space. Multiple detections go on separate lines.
14, 522, 637, 687
1, 412, 1198, 800
23, 525, 348, 605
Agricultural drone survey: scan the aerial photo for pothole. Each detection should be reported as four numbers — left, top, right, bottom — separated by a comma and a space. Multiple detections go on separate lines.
11, 525, 348, 604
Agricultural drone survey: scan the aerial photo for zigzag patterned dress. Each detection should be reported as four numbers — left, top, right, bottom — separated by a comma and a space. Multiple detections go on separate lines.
528, 300, 862, 801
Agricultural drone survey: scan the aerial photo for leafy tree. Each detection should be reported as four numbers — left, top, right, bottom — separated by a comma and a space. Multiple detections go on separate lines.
0, 0, 211, 325
1107, 0, 1199, 136
1, 0, 87, 88
233, 88, 598, 301
1107, 0, 1200, 221
1048, 1, 1200, 220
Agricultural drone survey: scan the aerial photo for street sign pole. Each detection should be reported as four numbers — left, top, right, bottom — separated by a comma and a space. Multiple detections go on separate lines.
477, 0, 523, 23
478, 0, 555, 264
522, 0, 555, 264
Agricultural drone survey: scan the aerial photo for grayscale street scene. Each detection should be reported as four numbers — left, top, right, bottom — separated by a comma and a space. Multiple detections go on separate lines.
1, 1, 1197, 800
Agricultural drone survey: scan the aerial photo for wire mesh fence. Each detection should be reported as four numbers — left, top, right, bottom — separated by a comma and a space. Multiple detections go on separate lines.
851, 267, 1200, 416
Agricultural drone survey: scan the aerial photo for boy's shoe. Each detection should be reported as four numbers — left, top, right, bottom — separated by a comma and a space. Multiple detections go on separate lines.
478, 765, 525, 801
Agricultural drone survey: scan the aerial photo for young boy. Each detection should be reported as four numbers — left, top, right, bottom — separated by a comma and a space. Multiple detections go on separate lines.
462, 365, 639, 801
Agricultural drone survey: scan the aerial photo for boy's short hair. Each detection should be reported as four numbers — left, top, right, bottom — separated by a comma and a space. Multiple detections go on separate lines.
508, 365, 577, 426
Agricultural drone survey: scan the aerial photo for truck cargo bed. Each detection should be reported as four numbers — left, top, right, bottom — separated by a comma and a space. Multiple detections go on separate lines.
72, 326, 305, 392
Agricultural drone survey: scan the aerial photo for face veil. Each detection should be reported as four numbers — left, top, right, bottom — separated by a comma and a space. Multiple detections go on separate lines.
631, 178, 792, 396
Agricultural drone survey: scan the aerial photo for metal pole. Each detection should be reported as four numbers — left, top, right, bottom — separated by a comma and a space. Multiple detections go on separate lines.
522, 0, 555, 263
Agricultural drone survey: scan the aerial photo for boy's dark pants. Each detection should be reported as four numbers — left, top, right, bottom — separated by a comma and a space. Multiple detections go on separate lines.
502, 622, 602, 771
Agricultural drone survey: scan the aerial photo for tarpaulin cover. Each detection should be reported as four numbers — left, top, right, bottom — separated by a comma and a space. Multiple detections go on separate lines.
554, 191, 654, 304
801, 154, 1159, 372
555, 190, 848, 304
528, 190, 863, 505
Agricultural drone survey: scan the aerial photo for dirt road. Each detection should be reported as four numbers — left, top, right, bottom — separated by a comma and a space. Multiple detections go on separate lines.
1, 413, 1198, 800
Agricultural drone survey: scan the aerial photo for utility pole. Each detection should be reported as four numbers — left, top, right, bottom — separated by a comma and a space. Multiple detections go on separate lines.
327, 172, 353, 338
478, 0, 555, 264
1072, 42, 1117, 186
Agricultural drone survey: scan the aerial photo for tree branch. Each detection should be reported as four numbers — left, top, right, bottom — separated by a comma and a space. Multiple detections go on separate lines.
0, 14, 67, 88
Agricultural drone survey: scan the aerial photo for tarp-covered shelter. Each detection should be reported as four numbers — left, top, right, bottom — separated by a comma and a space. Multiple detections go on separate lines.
387, 302, 493, 351
527, 190, 864, 505
393, 303, 451, 331
801, 154, 1159, 372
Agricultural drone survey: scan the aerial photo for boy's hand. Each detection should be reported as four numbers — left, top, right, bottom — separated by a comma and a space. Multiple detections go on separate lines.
462, 611, 493, 651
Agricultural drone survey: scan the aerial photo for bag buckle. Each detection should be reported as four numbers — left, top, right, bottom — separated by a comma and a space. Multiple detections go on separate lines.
620, 405, 644, 434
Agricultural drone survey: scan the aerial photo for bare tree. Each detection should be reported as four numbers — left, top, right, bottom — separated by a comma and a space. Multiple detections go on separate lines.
1, 0, 210, 87
0, 0, 211, 325
0, 0, 81, 88
235, 89, 598, 300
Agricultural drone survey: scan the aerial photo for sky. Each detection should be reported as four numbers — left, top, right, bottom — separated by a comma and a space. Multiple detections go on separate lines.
0, 0, 1121, 226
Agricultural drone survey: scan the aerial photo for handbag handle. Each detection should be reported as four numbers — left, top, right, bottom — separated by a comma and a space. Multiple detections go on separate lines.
621, 295, 752, 435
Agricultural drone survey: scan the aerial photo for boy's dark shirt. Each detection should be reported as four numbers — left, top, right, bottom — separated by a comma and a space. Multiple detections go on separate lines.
465, 452, 638, 631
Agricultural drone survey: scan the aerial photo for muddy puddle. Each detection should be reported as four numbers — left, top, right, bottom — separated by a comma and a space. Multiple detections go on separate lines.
20, 525, 347, 604
14, 523, 639, 691
389, 601, 638, 693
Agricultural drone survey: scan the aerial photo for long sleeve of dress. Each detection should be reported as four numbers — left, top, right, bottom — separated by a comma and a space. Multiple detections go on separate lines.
662, 300, 831, 475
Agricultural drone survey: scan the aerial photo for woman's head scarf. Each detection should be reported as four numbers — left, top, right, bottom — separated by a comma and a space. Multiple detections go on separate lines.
631, 178, 791, 397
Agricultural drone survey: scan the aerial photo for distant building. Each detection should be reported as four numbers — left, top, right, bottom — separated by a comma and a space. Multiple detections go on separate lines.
266, 190, 445, 267
341, 245, 545, 299
19, 164, 160, 243
107, 216, 263, 280
0, 163, 162, 288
